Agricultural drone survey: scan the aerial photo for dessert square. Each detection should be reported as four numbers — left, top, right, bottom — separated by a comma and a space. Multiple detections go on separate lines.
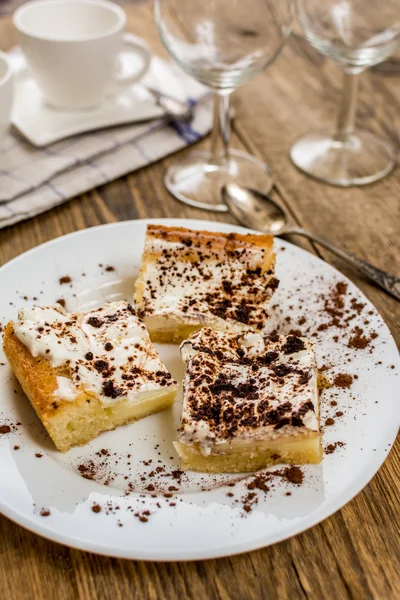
3, 301, 178, 452
134, 225, 278, 343
175, 328, 322, 473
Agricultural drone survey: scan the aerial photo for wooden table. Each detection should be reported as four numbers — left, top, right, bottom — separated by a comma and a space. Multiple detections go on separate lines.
0, 5, 399, 599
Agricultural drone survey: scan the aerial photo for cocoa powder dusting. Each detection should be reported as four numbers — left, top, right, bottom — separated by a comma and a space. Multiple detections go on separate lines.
283, 466, 303, 485
239, 465, 305, 513
325, 441, 345, 455
247, 475, 270, 492
333, 374, 353, 388
348, 327, 377, 350
59, 276, 72, 285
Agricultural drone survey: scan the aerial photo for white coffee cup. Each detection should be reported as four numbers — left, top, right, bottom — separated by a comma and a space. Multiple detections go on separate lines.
13, 0, 151, 110
0, 51, 13, 147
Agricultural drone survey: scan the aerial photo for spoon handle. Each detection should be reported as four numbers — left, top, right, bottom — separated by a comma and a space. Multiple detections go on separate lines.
143, 86, 193, 122
286, 227, 400, 301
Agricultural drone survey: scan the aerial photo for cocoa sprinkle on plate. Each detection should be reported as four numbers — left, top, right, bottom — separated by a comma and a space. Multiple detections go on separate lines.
283, 466, 304, 485
325, 441, 345, 455
348, 327, 378, 350
333, 374, 353, 388
59, 276, 72, 285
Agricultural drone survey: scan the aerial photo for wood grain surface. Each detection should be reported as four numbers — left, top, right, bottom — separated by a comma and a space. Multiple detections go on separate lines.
0, 4, 399, 600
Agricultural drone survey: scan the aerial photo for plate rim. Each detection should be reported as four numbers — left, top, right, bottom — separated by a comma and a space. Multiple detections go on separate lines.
0, 217, 399, 561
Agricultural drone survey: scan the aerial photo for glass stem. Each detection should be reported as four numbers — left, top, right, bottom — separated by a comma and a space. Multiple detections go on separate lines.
210, 91, 231, 166
334, 71, 360, 143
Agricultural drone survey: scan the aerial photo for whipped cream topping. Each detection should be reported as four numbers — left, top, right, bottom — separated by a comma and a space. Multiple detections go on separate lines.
13, 301, 176, 405
179, 329, 319, 453
136, 226, 278, 332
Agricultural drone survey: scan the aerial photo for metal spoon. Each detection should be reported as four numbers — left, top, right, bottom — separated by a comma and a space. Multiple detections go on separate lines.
144, 86, 194, 123
222, 183, 400, 301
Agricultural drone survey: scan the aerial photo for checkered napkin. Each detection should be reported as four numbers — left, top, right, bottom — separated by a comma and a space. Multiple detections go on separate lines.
0, 52, 212, 230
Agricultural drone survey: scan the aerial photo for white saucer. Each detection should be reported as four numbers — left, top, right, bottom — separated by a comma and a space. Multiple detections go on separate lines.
10, 36, 205, 147
0, 219, 398, 561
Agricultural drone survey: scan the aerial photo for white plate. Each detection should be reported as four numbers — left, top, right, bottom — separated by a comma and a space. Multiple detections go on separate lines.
11, 37, 205, 147
0, 218, 398, 561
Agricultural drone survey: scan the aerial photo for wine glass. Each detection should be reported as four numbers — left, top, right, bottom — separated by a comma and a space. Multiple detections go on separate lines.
154, 0, 294, 212
290, 0, 400, 186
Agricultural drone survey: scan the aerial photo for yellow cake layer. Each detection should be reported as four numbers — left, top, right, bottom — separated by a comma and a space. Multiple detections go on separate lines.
174, 435, 322, 473
3, 323, 177, 452
142, 315, 248, 344
142, 318, 205, 344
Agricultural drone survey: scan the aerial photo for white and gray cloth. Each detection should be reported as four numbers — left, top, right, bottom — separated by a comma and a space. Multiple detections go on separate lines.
0, 52, 212, 230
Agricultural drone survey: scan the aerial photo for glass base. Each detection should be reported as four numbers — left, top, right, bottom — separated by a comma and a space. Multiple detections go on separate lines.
290, 130, 396, 187
165, 149, 273, 212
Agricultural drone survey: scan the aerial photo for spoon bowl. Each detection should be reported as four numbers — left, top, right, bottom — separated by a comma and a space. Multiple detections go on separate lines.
222, 183, 288, 234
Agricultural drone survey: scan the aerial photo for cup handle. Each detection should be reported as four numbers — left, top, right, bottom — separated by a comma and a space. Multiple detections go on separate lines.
116, 33, 152, 85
